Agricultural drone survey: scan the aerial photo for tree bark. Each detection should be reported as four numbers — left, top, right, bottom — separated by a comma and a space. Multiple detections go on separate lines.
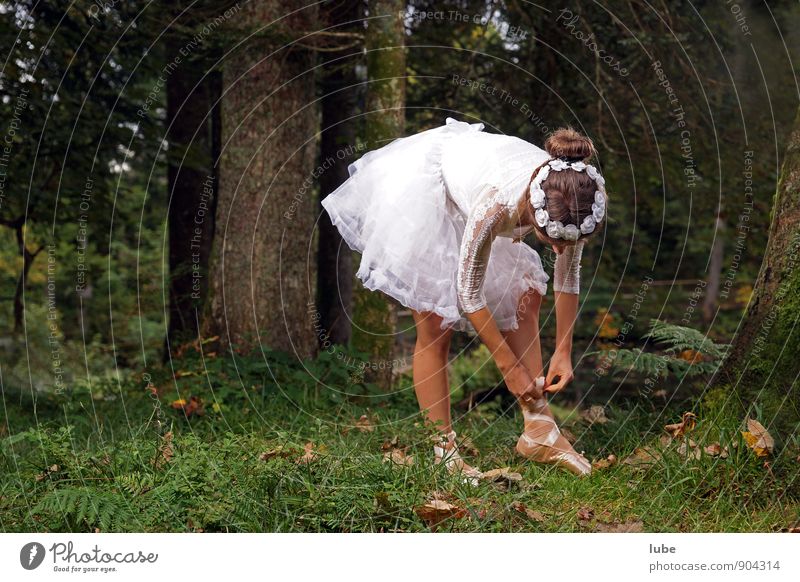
165, 31, 220, 350
316, 0, 362, 347
204, 0, 319, 357
350, 0, 406, 387
703, 215, 724, 322
716, 106, 800, 432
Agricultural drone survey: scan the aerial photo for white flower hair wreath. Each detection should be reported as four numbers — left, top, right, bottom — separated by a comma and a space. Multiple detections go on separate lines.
529, 159, 607, 241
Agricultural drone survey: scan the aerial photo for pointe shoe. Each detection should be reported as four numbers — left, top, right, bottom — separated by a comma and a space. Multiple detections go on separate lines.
515, 379, 592, 477
433, 430, 483, 486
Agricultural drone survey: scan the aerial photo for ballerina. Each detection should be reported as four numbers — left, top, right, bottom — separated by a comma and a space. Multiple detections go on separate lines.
322, 118, 607, 481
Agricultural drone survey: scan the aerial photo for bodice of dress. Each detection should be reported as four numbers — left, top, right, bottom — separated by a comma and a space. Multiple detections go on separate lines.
440, 126, 584, 313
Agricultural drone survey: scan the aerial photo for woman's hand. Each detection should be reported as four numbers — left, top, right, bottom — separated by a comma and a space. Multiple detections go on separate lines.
503, 364, 543, 402
545, 350, 574, 393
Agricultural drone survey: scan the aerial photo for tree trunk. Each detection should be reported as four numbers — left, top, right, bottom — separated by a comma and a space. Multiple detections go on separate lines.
165, 31, 220, 350
316, 0, 362, 347
715, 106, 800, 432
204, 0, 319, 357
350, 0, 406, 387
702, 215, 724, 322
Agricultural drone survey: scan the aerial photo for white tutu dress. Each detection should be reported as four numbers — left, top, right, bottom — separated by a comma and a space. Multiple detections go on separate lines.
321, 117, 583, 331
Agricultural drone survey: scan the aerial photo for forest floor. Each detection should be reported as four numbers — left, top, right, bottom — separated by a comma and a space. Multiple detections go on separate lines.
1, 347, 798, 533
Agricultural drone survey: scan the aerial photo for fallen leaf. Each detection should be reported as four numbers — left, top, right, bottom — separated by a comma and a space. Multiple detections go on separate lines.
676, 439, 702, 461
259, 445, 293, 461
652, 389, 668, 398
678, 349, 705, 364
174, 370, 196, 378
512, 501, 546, 522
742, 418, 774, 457
355, 414, 375, 432
171, 395, 205, 418
296, 441, 318, 465
383, 449, 414, 466
154, 431, 174, 469
596, 519, 644, 533
581, 405, 608, 425
481, 467, 523, 489
664, 412, 697, 438
704, 443, 729, 459
414, 498, 466, 527
592, 454, 617, 470
577, 507, 595, 523
381, 435, 401, 451
623, 446, 661, 466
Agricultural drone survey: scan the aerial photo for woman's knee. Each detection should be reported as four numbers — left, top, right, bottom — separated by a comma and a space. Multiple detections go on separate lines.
518, 289, 542, 319
412, 312, 453, 356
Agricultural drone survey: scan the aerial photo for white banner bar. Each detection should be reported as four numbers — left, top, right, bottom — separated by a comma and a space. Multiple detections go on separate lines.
1, 533, 797, 580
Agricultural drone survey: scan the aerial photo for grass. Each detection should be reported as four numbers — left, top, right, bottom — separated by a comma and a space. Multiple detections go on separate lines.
1, 347, 798, 533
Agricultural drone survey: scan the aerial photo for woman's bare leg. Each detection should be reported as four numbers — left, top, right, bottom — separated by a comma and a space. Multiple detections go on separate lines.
501, 289, 544, 381
502, 289, 590, 475
411, 310, 454, 433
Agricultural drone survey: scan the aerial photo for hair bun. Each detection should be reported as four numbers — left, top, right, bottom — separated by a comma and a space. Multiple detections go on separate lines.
544, 128, 596, 161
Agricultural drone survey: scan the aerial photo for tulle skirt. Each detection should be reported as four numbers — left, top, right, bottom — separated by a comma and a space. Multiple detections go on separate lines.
321, 118, 548, 331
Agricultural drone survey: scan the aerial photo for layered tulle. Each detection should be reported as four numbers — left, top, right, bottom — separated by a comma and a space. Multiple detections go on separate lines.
321, 118, 548, 331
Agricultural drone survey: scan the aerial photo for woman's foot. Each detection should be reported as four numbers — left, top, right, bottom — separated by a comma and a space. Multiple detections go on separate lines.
515, 379, 591, 477
433, 430, 483, 486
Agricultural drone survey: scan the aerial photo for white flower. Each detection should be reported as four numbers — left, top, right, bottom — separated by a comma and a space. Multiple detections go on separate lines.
530, 186, 546, 208
535, 208, 549, 227
596, 174, 605, 187
580, 215, 596, 235
571, 161, 586, 172
546, 220, 564, 239
549, 159, 568, 171
586, 165, 599, 180
563, 224, 580, 241
595, 190, 605, 204
592, 202, 605, 222
536, 166, 550, 182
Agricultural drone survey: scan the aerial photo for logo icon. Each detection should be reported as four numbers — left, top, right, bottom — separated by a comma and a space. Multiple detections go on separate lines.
20, 542, 46, 570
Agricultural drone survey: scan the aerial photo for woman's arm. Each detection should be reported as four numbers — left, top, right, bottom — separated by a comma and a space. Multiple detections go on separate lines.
545, 241, 584, 393
458, 199, 542, 401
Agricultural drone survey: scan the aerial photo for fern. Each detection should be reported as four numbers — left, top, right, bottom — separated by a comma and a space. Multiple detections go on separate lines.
644, 319, 729, 359
35, 487, 136, 532
593, 320, 728, 380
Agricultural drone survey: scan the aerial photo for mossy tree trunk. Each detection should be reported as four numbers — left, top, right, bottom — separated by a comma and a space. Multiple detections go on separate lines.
350, 0, 406, 388
715, 106, 800, 433
204, 1, 319, 357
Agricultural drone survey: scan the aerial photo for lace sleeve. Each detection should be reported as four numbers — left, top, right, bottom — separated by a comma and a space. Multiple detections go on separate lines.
553, 240, 585, 295
457, 199, 509, 313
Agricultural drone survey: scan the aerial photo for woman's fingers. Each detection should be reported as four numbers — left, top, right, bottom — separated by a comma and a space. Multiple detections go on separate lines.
544, 373, 573, 393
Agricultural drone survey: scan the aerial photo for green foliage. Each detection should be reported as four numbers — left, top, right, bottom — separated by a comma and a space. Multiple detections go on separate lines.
593, 319, 729, 381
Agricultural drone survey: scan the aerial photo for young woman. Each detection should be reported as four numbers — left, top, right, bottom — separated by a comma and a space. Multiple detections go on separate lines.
321, 117, 607, 482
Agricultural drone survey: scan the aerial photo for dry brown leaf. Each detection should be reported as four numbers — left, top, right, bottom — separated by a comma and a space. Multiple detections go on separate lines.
354, 414, 375, 433
383, 449, 414, 466
677, 439, 702, 461
623, 446, 660, 466
742, 418, 774, 457
414, 498, 466, 527
511, 501, 546, 522
577, 507, 595, 523
381, 435, 400, 451
481, 467, 523, 489
704, 443, 729, 459
664, 412, 697, 438
296, 441, 318, 465
652, 389, 668, 399
154, 431, 174, 469
581, 405, 608, 425
592, 454, 617, 470
259, 445, 293, 462
596, 519, 644, 533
